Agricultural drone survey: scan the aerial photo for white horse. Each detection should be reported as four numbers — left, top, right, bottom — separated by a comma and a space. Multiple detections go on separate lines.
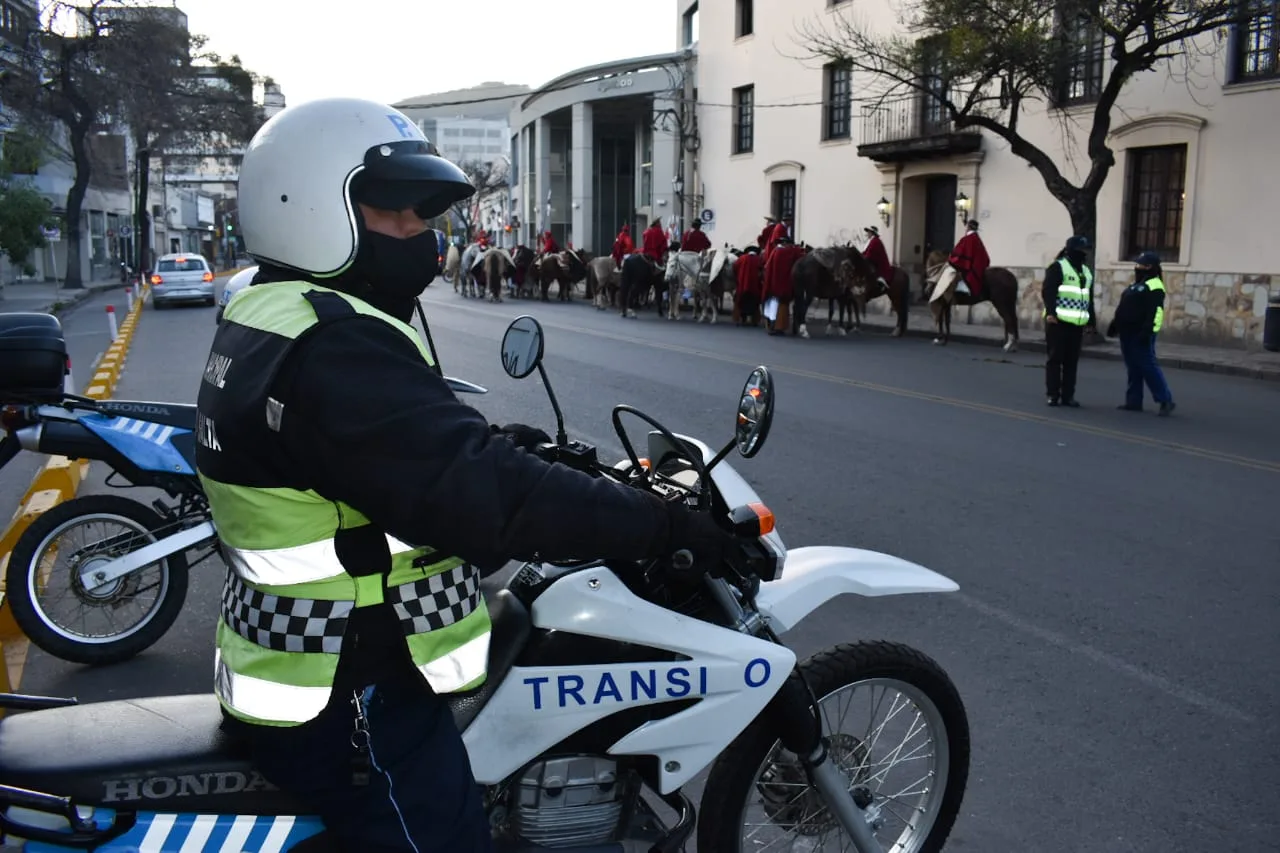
443, 243, 461, 287
663, 251, 703, 320
693, 248, 735, 324
459, 243, 484, 298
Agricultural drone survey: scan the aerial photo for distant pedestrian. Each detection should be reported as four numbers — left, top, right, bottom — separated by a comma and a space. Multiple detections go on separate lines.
1041, 235, 1096, 407
1107, 251, 1175, 416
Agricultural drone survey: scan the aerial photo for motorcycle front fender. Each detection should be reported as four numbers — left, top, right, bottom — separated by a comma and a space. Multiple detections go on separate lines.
755, 546, 959, 634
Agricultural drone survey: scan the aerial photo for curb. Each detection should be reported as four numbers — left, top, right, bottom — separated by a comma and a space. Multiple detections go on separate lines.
0, 284, 151, 699
844, 311, 1280, 383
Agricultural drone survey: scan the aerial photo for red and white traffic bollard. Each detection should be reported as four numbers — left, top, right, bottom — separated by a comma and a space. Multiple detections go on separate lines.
106, 305, 119, 341
64, 356, 75, 394
125, 286, 134, 312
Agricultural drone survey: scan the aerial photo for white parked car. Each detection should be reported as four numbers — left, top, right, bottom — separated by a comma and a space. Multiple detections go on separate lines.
214, 265, 259, 324
150, 253, 216, 309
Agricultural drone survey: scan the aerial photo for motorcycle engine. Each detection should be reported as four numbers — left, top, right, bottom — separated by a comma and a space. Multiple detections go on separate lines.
506, 756, 624, 848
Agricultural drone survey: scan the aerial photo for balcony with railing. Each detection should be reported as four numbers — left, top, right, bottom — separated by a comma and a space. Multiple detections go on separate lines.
856, 94, 982, 163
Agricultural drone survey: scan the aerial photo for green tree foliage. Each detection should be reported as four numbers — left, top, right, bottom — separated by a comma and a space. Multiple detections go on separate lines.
0, 130, 54, 278
1, 1, 264, 286
795, 0, 1245, 248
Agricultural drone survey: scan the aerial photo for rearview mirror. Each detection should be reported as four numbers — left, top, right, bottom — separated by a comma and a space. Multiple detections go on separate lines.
735, 366, 774, 458
501, 315, 544, 379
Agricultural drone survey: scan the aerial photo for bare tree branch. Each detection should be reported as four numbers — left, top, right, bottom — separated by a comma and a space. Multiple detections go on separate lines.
791, 0, 1243, 247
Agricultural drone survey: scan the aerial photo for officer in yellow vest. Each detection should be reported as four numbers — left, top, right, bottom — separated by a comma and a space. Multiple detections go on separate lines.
196, 97, 735, 853
1041, 235, 1097, 407
1107, 251, 1175, 415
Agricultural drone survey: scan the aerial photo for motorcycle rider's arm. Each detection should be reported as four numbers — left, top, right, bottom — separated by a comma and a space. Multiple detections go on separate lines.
273, 317, 672, 571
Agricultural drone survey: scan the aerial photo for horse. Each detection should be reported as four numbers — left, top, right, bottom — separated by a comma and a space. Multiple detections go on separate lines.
790, 245, 874, 338
850, 263, 912, 338
508, 246, 536, 299
459, 243, 483, 298
620, 254, 662, 318
663, 251, 703, 320
588, 256, 620, 311
535, 254, 573, 302
924, 249, 1021, 351
482, 248, 512, 303
693, 248, 735, 324
443, 243, 461, 288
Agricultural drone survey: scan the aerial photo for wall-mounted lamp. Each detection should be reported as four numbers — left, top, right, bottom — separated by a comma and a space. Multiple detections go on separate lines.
876, 196, 892, 228
672, 175, 684, 195
955, 192, 971, 223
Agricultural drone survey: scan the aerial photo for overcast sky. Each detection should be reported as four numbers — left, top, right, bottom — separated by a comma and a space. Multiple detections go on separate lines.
177, 0, 676, 106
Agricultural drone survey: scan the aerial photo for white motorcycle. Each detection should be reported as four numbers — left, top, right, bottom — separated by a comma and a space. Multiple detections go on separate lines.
0, 314, 969, 853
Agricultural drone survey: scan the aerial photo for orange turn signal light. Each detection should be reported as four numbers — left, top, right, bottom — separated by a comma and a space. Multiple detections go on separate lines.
748, 502, 775, 535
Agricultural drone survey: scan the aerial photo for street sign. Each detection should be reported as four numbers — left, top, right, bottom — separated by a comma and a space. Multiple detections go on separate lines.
700, 209, 715, 224
118, 224, 132, 238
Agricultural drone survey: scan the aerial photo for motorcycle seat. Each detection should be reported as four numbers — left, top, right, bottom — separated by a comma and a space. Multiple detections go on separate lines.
96, 399, 198, 431
0, 588, 532, 814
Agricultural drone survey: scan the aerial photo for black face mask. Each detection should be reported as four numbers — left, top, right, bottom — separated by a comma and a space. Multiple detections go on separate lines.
1065, 249, 1087, 266
360, 228, 440, 299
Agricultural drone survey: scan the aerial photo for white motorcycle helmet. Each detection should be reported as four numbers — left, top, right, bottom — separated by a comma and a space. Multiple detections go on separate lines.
237, 97, 476, 278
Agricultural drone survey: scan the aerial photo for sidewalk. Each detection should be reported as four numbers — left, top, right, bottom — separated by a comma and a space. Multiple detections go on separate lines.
0, 279, 126, 317
824, 301, 1280, 382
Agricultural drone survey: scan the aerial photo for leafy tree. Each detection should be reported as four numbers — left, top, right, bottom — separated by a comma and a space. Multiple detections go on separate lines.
0, 130, 54, 279
101, 12, 262, 274
794, 0, 1246, 249
1, 1, 262, 286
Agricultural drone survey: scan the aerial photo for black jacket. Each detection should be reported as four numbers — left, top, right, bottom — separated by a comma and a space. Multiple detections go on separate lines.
1108, 272, 1165, 339
254, 293, 671, 689
1041, 255, 1096, 326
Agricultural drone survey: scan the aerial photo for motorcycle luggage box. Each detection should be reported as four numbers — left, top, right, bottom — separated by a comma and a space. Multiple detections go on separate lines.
0, 312, 67, 401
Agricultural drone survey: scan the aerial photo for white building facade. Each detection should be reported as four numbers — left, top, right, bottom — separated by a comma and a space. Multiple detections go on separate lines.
509, 53, 693, 254
680, 0, 1280, 347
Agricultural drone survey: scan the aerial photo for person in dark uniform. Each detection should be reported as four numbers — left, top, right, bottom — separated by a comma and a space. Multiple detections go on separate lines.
1107, 250, 1176, 415
196, 96, 736, 853
1041, 235, 1096, 407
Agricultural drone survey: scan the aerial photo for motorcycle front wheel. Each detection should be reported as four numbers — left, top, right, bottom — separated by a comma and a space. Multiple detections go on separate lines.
699, 641, 970, 853
6, 494, 191, 666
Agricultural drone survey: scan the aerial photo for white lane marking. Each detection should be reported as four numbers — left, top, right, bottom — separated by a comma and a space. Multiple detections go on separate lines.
954, 592, 1257, 724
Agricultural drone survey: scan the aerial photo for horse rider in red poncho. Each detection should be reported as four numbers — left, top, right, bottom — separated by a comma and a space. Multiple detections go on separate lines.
733, 245, 764, 326
763, 237, 806, 336
541, 230, 559, 255
610, 225, 634, 269
680, 219, 712, 254
641, 218, 667, 263
947, 220, 989, 299
758, 217, 777, 255
763, 219, 790, 266
863, 225, 893, 288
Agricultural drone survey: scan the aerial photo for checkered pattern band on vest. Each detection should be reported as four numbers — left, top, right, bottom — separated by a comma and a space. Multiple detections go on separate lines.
387, 563, 481, 634
221, 571, 354, 654
1059, 297, 1090, 313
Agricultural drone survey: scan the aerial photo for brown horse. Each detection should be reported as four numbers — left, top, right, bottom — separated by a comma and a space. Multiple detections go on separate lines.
535, 254, 573, 302
925, 250, 1021, 351
850, 264, 911, 338
791, 245, 875, 338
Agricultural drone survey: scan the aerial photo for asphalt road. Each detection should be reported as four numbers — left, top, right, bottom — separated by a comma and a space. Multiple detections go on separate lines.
15, 284, 1280, 852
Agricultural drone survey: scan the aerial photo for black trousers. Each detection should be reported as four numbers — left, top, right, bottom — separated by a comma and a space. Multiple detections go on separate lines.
229, 673, 492, 853
1045, 322, 1085, 401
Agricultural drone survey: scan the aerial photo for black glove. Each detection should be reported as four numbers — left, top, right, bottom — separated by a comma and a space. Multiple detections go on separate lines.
491, 423, 552, 452
663, 502, 736, 580
1105, 320, 1117, 338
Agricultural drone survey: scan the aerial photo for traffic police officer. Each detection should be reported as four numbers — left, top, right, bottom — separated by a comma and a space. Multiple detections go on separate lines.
1041, 235, 1096, 407
1107, 250, 1176, 415
195, 97, 734, 853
